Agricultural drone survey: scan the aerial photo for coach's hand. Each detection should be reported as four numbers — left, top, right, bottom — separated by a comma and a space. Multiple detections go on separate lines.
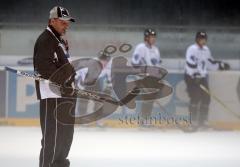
60, 86, 75, 97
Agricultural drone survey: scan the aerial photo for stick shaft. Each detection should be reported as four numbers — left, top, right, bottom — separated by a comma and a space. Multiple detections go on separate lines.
5, 66, 119, 105
200, 84, 240, 119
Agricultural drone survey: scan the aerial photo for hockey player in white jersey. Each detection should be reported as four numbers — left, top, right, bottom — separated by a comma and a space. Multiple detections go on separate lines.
131, 28, 161, 124
132, 29, 161, 67
184, 31, 230, 131
75, 51, 112, 118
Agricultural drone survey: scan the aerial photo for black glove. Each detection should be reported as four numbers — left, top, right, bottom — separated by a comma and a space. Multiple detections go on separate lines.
60, 74, 76, 97
60, 86, 75, 97
219, 62, 230, 70
193, 72, 201, 78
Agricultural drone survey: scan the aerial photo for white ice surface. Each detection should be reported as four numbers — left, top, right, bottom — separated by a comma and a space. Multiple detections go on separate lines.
0, 127, 240, 167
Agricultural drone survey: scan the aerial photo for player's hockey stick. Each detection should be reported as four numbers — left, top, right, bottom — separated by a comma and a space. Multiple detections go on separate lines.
200, 84, 240, 119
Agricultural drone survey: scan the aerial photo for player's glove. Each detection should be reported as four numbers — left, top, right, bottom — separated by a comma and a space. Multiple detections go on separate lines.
219, 62, 230, 70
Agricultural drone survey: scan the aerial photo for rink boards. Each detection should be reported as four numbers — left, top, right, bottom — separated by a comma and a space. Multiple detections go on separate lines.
0, 67, 240, 129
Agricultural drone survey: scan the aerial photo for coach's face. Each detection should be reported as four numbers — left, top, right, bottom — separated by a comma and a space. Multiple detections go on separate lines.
50, 18, 70, 35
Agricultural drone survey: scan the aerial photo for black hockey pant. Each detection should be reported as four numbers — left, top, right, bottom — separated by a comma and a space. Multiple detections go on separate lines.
184, 74, 211, 126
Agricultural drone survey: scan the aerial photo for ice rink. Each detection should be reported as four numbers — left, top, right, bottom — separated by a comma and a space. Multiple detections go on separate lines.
0, 126, 240, 167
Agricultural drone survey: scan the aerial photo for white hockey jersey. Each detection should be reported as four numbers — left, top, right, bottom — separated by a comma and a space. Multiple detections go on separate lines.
131, 43, 161, 66
185, 43, 220, 78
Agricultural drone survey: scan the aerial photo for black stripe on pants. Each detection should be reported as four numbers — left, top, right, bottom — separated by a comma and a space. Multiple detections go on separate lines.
39, 98, 76, 167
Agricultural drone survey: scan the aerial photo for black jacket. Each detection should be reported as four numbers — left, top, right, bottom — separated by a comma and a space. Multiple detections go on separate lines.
33, 26, 75, 99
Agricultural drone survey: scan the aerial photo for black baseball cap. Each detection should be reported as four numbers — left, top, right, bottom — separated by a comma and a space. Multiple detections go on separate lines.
49, 6, 75, 22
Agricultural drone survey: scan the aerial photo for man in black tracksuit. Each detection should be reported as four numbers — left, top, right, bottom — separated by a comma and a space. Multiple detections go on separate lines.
33, 6, 76, 167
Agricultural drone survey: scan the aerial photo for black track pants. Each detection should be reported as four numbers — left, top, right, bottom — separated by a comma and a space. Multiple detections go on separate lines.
39, 98, 76, 167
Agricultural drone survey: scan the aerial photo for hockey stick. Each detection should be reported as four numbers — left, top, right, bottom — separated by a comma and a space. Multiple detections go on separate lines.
5, 66, 138, 106
5, 66, 142, 124
200, 84, 240, 119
